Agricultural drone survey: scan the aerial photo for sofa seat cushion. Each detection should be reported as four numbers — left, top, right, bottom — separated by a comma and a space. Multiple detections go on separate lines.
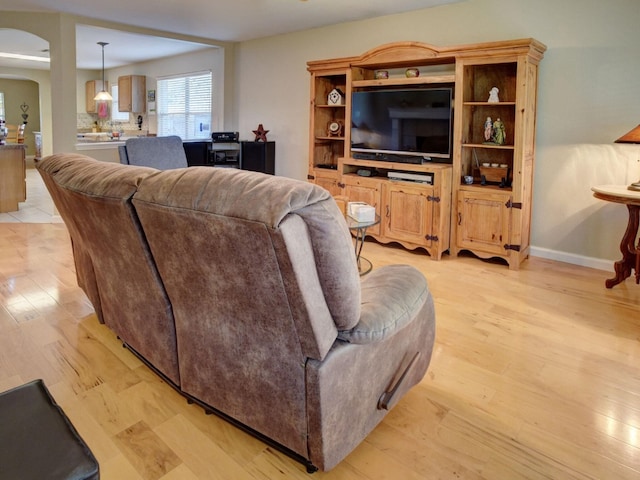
337, 265, 429, 344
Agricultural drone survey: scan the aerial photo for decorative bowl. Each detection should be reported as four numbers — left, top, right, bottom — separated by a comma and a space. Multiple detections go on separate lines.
405, 68, 420, 78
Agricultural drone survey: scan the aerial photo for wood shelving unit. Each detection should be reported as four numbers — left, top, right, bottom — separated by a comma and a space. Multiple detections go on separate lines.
307, 39, 546, 268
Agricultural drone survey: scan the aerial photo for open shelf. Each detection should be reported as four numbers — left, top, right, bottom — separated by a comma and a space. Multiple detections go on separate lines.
463, 143, 515, 150
352, 74, 455, 88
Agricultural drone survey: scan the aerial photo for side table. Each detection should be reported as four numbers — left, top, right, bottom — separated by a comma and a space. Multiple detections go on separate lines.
591, 185, 640, 288
346, 214, 381, 275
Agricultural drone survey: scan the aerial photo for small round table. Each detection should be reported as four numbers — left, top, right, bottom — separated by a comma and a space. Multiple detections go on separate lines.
591, 185, 640, 288
346, 214, 381, 275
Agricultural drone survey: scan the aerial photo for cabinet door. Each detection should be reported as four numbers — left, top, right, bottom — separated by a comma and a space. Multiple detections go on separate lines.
118, 75, 146, 112
314, 176, 341, 197
384, 182, 434, 247
85, 80, 108, 113
343, 176, 382, 236
456, 190, 510, 255
118, 76, 132, 112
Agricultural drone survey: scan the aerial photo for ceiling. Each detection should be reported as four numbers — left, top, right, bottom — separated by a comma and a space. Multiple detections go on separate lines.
0, 0, 461, 71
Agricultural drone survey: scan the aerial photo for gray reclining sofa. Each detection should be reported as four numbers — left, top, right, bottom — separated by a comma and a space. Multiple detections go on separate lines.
37, 153, 436, 472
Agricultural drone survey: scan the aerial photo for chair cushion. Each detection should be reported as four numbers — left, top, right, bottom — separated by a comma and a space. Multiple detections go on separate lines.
337, 265, 429, 344
125, 135, 188, 169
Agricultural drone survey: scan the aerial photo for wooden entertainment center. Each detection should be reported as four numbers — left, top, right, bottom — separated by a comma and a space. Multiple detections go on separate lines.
307, 39, 546, 269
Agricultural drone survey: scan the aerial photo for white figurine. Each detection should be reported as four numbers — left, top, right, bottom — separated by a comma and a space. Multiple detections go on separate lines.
484, 117, 493, 142
488, 86, 500, 103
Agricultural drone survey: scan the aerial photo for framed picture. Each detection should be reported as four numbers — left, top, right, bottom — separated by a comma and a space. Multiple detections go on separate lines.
147, 89, 156, 102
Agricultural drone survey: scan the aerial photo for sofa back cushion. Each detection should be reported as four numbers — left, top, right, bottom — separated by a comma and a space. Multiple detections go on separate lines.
133, 167, 361, 335
36, 154, 181, 386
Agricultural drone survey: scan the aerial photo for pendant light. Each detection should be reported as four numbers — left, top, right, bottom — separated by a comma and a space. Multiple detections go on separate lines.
94, 41, 113, 101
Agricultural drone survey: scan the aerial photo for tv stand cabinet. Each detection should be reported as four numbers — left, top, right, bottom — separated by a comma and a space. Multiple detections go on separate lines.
307, 39, 545, 267
340, 157, 451, 260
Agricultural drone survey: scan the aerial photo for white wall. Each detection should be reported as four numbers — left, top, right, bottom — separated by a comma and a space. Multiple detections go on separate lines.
0, 2, 637, 268
234, 0, 640, 268
109, 48, 225, 134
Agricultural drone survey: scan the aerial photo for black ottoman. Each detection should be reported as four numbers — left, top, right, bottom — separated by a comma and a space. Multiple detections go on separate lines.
0, 379, 99, 480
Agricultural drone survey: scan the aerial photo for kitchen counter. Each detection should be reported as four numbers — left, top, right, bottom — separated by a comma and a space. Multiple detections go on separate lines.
76, 140, 125, 150
0, 144, 26, 212
77, 132, 124, 150
75, 132, 151, 150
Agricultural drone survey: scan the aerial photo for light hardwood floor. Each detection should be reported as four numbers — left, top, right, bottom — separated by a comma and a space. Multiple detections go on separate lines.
1, 194, 639, 478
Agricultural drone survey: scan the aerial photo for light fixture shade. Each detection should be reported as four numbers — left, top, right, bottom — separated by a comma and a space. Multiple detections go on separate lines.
615, 124, 640, 144
94, 90, 113, 101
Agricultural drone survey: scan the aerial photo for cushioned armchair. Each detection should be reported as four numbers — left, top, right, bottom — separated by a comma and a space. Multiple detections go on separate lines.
36, 154, 436, 472
118, 135, 188, 169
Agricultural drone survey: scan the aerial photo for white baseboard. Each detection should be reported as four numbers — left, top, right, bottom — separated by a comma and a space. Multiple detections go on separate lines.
530, 246, 614, 273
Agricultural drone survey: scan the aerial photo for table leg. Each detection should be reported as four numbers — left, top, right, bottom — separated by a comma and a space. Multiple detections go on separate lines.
353, 227, 372, 275
636, 241, 640, 284
606, 204, 639, 288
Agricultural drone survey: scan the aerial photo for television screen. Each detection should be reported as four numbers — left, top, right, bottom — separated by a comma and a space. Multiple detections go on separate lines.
351, 88, 452, 161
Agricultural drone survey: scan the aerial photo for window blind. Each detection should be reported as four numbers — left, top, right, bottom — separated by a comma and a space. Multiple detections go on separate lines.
157, 71, 212, 140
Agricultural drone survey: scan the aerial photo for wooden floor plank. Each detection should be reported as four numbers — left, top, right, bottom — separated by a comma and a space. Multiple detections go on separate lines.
114, 420, 183, 480
1, 221, 639, 479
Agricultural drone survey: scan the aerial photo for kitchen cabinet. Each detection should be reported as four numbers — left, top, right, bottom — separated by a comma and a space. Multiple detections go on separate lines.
85, 80, 109, 113
118, 75, 146, 112
0, 145, 26, 213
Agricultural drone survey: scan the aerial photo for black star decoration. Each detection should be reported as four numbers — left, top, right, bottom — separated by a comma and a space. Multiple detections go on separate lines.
252, 124, 269, 142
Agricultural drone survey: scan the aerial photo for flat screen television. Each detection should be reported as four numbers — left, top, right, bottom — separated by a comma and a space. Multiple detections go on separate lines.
351, 87, 453, 163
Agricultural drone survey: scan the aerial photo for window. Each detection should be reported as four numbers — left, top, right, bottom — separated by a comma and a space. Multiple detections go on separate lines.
110, 85, 129, 122
157, 71, 212, 140
0, 92, 5, 119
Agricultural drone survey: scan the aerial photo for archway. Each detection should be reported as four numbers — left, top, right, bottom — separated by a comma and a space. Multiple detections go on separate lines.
0, 28, 50, 163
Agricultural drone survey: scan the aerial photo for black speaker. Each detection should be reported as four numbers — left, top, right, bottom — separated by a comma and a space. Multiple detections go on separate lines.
241, 141, 275, 175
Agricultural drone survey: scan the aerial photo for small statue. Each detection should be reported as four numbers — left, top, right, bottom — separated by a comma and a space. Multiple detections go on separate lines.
483, 117, 493, 142
253, 124, 269, 142
491, 118, 506, 145
488, 86, 500, 103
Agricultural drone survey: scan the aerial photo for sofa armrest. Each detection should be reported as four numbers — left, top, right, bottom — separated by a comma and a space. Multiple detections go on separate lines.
337, 265, 429, 344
